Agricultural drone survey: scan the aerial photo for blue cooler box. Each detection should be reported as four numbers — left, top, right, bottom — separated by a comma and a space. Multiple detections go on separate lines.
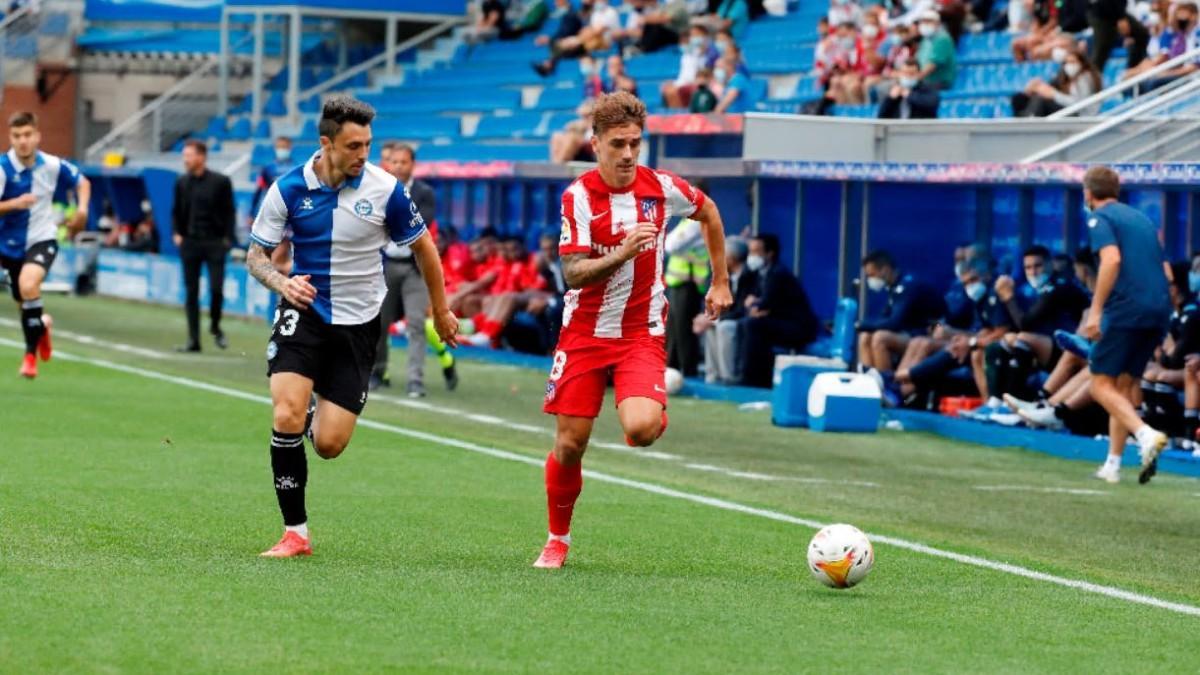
807, 372, 881, 433
771, 355, 848, 427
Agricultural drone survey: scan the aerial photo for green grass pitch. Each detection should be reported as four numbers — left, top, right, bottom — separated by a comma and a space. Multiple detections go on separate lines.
2, 295, 1199, 673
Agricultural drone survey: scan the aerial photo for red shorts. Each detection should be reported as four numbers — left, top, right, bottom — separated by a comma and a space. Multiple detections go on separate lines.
542, 331, 667, 418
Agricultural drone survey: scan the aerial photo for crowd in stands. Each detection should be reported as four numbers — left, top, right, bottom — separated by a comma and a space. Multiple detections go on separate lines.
853, 239, 1200, 457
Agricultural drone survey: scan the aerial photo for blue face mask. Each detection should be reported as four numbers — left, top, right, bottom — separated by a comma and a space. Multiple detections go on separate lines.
1027, 272, 1049, 289
1189, 270, 1200, 294
965, 281, 987, 302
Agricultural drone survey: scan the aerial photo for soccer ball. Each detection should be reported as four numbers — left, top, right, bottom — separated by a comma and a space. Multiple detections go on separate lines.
807, 524, 874, 589
664, 367, 684, 394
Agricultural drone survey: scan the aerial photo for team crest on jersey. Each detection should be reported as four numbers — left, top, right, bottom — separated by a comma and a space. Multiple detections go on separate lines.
354, 198, 373, 217
300, 197, 314, 211
641, 198, 658, 221
544, 381, 556, 403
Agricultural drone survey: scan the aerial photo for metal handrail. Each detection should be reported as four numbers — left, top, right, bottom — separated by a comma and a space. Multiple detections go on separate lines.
297, 18, 461, 101
1021, 73, 1200, 163
85, 33, 253, 161
0, 4, 33, 30
1048, 46, 1200, 119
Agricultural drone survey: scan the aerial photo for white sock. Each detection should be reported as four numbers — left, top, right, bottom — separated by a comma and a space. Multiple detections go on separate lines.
548, 532, 571, 545
986, 397, 1003, 408
286, 523, 309, 539
1103, 454, 1121, 470
1134, 425, 1158, 445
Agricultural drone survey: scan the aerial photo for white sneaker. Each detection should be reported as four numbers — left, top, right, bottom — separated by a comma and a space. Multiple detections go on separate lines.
1193, 446, 1200, 459
1003, 394, 1040, 414
1018, 404, 1064, 430
990, 412, 1023, 426
1094, 464, 1120, 484
1136, 427, 1168, 468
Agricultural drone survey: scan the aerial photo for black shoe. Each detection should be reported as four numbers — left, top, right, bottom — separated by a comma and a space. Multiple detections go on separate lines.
1138, 458, 1158, 485
304, 394, 316, 444
532, 60, 552, 77
175, 342, 200, 353
443, 363, 459, 391
212, 331, 228, 350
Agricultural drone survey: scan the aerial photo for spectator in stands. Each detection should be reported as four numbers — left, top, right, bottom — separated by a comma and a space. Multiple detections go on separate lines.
604, 54, 639, 96
896, 256, 1014, 405
449, 229, 505, 320
1011, 0, 1061, 62
976, 245, 1089, 414
1122, 0, 1197, 92
503, 0, 552, 41
536, 230, 567, 346
814, 21, 872, 107
249, 136, 294, 225
465, 0, 512, 44
689, 68, 720, 111
1012, 47, 1102, 116
614, 0, 692, 55
712, 49, 754, 112
694, 0, 752, 41
531, 0, 589, 76
693, 235, 757, 384
1120, 6, 1168, 80
662, 25, 720, 108
915, 10, 957, 90
878, 58, 940, 118
1089, 0, 1150, 70
549, 99, 595, 163
123, 202, 159, 254
865, 22, 921, 102
739, 234, 821, 388
172, 139, 234, 353
581, 55, 606, 98
829, 0, 864, 28
664, 188, 713, 376
856, 249, 947, 401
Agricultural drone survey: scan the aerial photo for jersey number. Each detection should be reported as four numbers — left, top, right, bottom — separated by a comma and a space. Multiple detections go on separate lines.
274, 309, 300, 336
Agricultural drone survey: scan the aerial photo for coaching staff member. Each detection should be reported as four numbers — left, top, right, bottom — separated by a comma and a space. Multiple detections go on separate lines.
173, 139, 235, 352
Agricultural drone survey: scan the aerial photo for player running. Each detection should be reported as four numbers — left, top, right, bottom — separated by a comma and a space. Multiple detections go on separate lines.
245, 96, 458, 558
0, 111, 89, 379
534, 92, 733, 568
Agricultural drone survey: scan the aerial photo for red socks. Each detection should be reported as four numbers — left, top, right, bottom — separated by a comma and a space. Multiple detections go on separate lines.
545, 452, 583, 537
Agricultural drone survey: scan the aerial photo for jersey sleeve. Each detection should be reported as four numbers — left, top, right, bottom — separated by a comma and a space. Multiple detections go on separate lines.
559, 182, 592, 256
1088, 214, 1117, 252
658, 170, 706, 220
53, 159, 82, 202
385, 182, 427, 246
250, 182, 288, 249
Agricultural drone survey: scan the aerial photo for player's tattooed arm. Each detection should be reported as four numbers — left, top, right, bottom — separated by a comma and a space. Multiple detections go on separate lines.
247, 242, 316, 307
561, 222, 658, 289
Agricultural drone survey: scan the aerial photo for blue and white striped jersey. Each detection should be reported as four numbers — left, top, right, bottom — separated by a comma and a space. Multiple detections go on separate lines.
0, 149, 82, 259
250, 153, 426, 325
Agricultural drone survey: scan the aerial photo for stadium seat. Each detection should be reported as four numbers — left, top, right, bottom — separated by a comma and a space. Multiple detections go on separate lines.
537, 86, 584, 112
203, 116, 227, 141
227, 117, 251, 141
252, 119, 272, 140
264, 91, 287, 117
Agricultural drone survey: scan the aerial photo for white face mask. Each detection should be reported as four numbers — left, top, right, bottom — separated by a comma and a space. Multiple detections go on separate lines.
899, 76, 919, 89
274, 147, 291, 161
862, 24, 879, 39
714, 67, 728, 83
918, 23, 936, 37
866, 276, 886, 292
1027, 272, 1049, 289
746, 254, 765, 271
1063, 62, 1081, 77
965, 281, 987, 302
1051, 47, 1068, 63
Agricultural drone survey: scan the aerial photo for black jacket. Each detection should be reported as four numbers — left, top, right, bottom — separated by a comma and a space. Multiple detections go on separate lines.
723, 266, 759, 320
754, 262, 819, 333
878, 83, 940, 120
173, 169, 235, 242
408, 179, 437, 225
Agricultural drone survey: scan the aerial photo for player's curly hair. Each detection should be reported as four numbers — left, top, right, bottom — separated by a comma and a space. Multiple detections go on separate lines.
591, 91, 646, 137
319, 96, 376, 140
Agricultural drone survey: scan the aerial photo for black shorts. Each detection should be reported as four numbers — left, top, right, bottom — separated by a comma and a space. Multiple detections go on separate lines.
1089, 326, 1164, 378
0, 240, 58, 301
266, 300, 381, 415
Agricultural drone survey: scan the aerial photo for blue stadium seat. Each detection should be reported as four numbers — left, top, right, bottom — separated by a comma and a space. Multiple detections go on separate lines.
251, 143, 275, 167
474, 112, 550, 139
203, 116, 226, 140
536, 86, 583, 111
227, 118, 252, 141
301, 118, 318, 138
264, 91, 287, 116
252, 118, 272, 140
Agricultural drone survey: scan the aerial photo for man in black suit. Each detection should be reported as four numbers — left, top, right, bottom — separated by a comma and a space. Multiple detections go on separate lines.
693, 235, 758, 384
372, 143, 456, 397
739, 233, 821, 388
878, 59, 940, 120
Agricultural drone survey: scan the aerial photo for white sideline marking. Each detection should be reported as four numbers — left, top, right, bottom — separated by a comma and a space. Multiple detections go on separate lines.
974, 485, 1111, 497
0, 317, 241, 362
685, 463, 881, 488
5, 338, 1200, 619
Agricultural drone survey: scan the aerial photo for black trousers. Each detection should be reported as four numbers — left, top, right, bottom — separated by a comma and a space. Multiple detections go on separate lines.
740, 316, 818, 388
666, 283, 703, 377
1011, 93, 1063, 118
180, 238, 227, 344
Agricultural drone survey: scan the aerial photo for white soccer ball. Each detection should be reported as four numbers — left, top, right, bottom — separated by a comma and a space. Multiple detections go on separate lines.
664, 367, 684, 394
807, 524, 874, 589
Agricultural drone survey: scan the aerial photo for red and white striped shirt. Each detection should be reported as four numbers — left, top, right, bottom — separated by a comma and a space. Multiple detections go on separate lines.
558, 166, 706, 340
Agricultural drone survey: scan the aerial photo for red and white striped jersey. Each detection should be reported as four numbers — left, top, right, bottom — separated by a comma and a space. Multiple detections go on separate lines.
558, 165, 707, 339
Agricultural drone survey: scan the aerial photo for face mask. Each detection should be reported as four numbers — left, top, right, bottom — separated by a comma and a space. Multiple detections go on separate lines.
840, 36, 856, 49
274, 147, 291, 161
746, 254, 765, 271
713, 67, 728, 83
1178, 18, 1191, 31
862, 24, 879, 39
1063, 62, 1081, 77
899, 76, 918, 89
918, 23, 936, 37
1190, 271, 1200, 294
965, 281, 987, 302
1027, 272, 1049, 289
580, 61, 594, 75
1051, 47, 1067, 63
866, 276, 886, 292
689, 36, 705, 50
954, 261, 966, 277
141, 200, 152, 213
716, 40, 731, 54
